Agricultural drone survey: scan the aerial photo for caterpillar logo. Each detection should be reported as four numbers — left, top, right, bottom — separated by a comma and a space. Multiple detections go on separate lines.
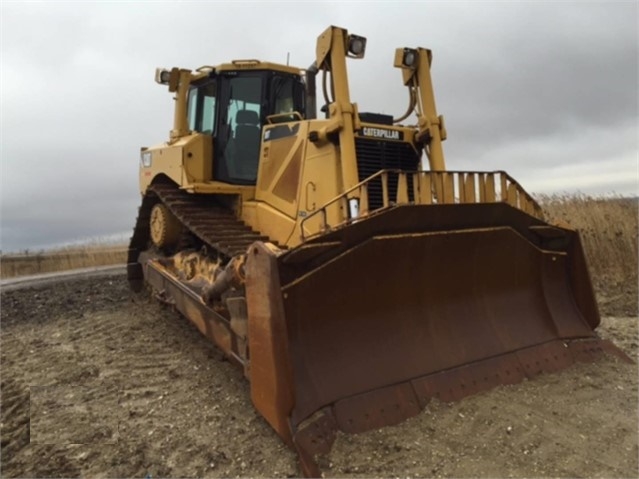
360, 127, 403, 140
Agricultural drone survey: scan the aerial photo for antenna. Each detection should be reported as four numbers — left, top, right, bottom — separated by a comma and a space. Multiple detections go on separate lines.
287, 52, 290, 66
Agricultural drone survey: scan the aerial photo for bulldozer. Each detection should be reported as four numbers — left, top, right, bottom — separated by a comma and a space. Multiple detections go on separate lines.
128, 25, 629, 476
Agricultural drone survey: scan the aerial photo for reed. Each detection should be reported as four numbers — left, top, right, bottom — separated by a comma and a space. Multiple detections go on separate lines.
539, 194, 638, 315
0, 245, 127, 279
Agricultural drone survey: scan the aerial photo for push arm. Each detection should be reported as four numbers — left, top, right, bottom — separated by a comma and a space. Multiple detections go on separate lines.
394, 48, 447, 171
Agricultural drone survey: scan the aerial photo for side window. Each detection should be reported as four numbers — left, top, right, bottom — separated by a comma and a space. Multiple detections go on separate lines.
273, 76, 295, 115
187, 88, 198, 131
270, 75, 305, 121
199, 82, 216, 134
187, 81, 217, 134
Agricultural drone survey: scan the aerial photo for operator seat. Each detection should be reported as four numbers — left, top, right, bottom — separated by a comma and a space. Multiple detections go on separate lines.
234, 109, 261, 181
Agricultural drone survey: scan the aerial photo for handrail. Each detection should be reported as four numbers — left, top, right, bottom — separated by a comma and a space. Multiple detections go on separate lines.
300, 170, 544, 240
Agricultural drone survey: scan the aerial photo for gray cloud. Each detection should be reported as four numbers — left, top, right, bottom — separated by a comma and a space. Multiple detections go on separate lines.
1, 1, 637, 252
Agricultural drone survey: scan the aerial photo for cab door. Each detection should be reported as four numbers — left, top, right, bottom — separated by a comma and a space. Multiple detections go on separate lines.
215, 73, 264, 185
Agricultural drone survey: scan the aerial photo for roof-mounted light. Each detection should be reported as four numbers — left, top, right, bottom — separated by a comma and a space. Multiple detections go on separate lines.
154, 67, 183, 92
155, 68, 171, 85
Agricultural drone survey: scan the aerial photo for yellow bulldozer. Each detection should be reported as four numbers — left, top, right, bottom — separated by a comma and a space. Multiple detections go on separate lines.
128, 25, 628, 476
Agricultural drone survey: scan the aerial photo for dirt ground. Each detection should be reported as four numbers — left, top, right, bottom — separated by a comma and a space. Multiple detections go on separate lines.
1, 275, 637, 478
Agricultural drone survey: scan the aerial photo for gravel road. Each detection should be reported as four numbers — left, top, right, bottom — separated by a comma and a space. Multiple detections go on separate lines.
0, 265, 124, 292
1, 274, 636, 478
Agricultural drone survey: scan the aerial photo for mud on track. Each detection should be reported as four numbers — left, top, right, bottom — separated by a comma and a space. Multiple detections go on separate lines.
1, 275, 637, 478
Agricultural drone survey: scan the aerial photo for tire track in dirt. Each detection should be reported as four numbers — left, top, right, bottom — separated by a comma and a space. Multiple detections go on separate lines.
1, 277, 298, 478
0, 379, 30, 464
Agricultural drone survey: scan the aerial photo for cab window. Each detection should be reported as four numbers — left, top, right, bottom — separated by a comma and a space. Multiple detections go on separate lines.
273, 76, 295, 114
218, 75, 263, 183
187, 80, 217, 134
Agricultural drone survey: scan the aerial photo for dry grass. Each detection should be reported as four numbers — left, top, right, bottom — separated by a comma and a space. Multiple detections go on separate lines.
539, 194, 638, 315
0, 245, 127, 279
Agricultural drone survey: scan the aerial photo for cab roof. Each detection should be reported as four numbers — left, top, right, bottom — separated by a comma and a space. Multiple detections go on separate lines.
191, 60, 303, 81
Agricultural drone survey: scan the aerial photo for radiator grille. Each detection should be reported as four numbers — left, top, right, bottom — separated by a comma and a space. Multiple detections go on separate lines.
355, 137, 421, 210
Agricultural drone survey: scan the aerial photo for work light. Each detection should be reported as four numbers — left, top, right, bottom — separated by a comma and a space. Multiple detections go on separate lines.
347, 34, 367, 58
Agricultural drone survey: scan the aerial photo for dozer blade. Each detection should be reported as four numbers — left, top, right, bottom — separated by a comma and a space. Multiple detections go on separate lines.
244, 203, 630, 477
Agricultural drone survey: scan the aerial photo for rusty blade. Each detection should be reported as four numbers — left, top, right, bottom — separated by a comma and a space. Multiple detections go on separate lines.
142, 201, 629, 478
282, 227, 597, 427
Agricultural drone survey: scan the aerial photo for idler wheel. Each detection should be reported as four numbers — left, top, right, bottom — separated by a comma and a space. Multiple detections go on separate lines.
150, 203, 181, 249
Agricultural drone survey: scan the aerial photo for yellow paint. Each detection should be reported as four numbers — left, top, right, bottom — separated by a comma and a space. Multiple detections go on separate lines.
140, 25, 544, 253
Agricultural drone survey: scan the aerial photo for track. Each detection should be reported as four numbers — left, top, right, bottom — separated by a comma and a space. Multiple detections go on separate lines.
128, 182, 271, 269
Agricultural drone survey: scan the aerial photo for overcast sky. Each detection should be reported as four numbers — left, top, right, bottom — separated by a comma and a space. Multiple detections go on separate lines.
1, 1, 637, 252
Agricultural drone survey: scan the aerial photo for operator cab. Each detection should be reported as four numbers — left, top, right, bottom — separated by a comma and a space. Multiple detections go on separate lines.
187, 65, 305, 185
